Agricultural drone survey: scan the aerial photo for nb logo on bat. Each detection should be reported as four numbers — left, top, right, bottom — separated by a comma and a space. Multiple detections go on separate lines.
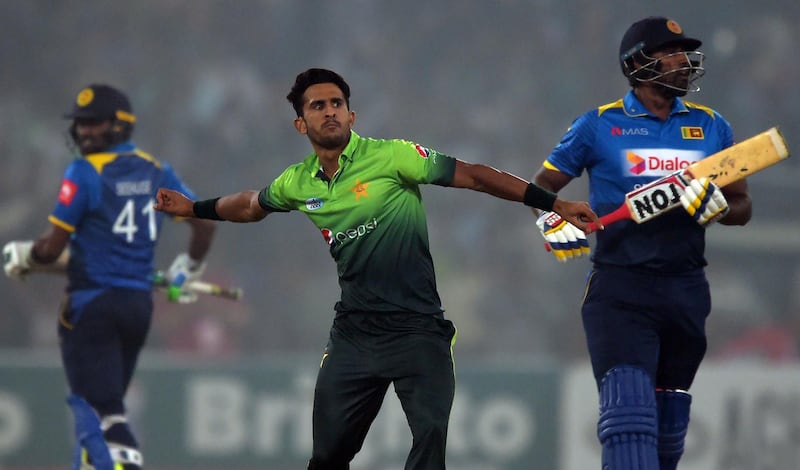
626, 173, 687, 223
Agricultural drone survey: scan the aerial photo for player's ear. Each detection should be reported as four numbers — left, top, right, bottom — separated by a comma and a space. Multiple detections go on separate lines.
348, 110, 356, 127
294, 116, 307, 135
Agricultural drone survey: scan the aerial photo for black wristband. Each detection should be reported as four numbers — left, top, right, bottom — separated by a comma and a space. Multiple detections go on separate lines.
523, 183, 557, 211
193, 197, 223, 220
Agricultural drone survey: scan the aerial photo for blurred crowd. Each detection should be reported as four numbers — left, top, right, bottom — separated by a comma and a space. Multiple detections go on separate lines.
1, 0, 798, 363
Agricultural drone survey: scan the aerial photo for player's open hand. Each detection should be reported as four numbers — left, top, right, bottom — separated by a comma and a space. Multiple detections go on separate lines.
154, 188, 195, 218
551, 199, 602, 234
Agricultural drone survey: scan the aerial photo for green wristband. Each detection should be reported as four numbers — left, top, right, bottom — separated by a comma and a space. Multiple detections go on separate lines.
523, 183, 557, 211
193, 197, 223, 220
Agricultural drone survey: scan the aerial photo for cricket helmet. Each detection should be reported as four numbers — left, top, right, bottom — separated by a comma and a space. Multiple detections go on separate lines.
66, 84, 136, 150
619, 17, 705, 94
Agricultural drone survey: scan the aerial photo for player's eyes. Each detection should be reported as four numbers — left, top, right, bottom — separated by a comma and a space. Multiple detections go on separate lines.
310, 99, 344, 110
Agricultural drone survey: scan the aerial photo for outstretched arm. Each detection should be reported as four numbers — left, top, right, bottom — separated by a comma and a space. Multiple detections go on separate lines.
154, 188, 270, 223
451, 160, 601, 232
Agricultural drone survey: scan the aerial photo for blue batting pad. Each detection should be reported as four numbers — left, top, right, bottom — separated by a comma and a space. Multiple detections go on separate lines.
597, 365, 659, 469
67, 394, 115, 470
656, 389, 692, 470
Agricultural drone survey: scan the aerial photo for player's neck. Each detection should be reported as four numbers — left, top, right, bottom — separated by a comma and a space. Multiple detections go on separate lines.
316, 152, 340, 178
634, 87, 674, 120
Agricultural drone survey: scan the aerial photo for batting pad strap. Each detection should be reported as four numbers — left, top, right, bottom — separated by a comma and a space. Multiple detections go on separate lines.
193, 197, 223, 220
598, 365, 659, 470
523, 183, 557, 211
100, 414, 128, 432
109, 443, 144, 466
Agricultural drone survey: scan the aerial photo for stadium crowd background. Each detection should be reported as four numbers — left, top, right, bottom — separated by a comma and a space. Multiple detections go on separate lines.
1, 0, 798, 364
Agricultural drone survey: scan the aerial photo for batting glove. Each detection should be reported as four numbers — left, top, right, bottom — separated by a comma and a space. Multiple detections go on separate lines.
536, 212, 590, 262
680, 178, 729, 226
165, 253, 206, 302
3, 240, 34, 280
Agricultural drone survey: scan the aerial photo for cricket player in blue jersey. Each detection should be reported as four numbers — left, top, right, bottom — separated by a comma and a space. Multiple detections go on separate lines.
532, 17, 753, 470
2, 84, 216, 469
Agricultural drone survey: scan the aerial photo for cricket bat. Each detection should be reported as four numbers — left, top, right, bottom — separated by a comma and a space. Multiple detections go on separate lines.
151, 270, 244, 302
586, 126, 790, 232
3, 246, 244, 302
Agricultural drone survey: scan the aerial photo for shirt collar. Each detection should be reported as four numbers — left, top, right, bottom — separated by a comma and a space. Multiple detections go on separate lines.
108, 141, 136, 153
306, 130, 360, 175
622, 90, 689, 118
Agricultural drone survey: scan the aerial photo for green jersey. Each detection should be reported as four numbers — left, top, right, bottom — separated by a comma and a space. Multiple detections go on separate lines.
258, 131, 457, 315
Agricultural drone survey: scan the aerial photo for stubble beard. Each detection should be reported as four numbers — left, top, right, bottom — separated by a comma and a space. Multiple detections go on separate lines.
313, 129, 349, 150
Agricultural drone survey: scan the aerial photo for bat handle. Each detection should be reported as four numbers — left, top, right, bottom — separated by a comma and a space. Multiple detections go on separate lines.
586, 206, 632, 234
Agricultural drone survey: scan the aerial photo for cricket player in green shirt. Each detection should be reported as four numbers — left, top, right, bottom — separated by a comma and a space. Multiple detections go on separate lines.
154, 68, 601, 469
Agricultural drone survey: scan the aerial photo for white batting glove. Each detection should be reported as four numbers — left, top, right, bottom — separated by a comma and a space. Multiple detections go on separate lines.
165, 253, 206, 302
680, 178, 729, 226
536, 212, 590, 263
3, 240, 34, 280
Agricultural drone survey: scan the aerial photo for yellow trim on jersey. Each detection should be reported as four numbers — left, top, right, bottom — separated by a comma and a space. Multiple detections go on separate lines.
683, 101, 716, 119
84, 152, 117, 173
543, 160, 563, 172
597, 99, 624, 117
49, 215, 75, 233
84, 150, 162, 174
134, 149, 162, 167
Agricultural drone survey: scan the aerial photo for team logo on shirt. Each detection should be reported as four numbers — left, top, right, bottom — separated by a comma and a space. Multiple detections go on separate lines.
350, 179, 370, 200
414, 144, 430, 159
305, 197, 324, 211
58, 179, 78, 205
625, 149, 704, 176
680, 127, 705, 139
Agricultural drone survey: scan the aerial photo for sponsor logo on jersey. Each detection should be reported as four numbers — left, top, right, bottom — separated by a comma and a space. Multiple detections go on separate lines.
626, 151, 646, 174
305, 197, 324, 211
320, 217, 378, 247
58, 179, 78, 205
115, 180, 152, 196
350, 179, 370, 200
680, 126, 704, 139
414, 144, 430, 159
625, 149, 704, 176
611, 127, 649, 136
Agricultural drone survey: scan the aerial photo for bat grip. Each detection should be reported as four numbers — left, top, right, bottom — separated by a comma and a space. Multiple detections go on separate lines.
586, 205, 632, 233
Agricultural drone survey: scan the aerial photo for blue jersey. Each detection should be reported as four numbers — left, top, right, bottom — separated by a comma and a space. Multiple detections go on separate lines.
545, 91, 734, 272
49, 142, 196, 292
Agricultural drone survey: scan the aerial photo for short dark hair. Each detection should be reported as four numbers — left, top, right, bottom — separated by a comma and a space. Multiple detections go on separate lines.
286, 68, 351, 117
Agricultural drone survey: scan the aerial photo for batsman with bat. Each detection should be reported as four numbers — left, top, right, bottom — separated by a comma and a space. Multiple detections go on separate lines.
2, 84, 216, 470
532, 17, 754, 470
